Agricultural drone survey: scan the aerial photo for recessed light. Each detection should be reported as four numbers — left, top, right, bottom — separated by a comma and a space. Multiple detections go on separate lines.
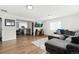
27, 5, 33, 9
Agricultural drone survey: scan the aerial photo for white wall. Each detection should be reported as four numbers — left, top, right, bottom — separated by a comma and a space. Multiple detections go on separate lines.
2, 16, 16, 41
19, 22, 27, 28
28, 21, 33, 35
0, 11, 31, 41
43, 14, 79, 35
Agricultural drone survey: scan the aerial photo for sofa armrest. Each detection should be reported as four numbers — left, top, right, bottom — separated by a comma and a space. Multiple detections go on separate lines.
66, 43, 79, 54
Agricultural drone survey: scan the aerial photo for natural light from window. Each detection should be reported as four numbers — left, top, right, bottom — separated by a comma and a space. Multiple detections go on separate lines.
50, 21, 62, 31
19, 22, 28, 28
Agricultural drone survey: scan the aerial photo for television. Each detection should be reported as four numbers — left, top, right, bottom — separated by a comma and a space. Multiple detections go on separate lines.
5, 19, 15, 26
35, 22, 43, 27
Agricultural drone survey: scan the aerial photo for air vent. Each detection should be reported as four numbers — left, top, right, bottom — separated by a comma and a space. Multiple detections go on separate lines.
0, 9, 7, 12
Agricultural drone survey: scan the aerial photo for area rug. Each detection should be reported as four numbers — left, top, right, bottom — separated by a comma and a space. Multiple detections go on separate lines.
32, 37, 48, 50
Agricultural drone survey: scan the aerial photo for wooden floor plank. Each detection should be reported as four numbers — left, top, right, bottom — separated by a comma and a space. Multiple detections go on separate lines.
0, 35, 47, 54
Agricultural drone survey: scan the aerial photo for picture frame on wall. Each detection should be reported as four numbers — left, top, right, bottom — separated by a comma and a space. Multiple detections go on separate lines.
5, 19, 15, 26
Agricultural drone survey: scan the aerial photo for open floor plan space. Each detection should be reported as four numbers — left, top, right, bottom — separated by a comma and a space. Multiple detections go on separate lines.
0, 5, 79, 54
0, 35, 47, 54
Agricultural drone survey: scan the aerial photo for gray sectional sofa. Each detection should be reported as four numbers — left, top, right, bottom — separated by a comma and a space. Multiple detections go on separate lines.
45, 29, 79, 54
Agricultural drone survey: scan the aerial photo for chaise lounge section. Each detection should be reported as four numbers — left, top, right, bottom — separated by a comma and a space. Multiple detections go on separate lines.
45, 29, 79, 54
45, 38, 70, 54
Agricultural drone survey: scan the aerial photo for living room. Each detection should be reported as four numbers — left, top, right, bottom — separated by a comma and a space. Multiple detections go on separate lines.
1, 0, 79, 59
0, 5, 79, 54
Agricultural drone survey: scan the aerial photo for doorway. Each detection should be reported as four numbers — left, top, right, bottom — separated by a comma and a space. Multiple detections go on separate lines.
0, 18, 2, 41
32, 22, 34, 35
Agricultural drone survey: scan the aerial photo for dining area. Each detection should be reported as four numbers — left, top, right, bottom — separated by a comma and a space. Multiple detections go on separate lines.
16, 26, 31, 36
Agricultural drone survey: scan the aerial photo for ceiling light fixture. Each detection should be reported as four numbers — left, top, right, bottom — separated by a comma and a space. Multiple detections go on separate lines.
27, 5, 33, 9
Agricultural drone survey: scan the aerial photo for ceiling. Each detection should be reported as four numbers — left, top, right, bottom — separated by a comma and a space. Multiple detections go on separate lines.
0, 5, 79, 21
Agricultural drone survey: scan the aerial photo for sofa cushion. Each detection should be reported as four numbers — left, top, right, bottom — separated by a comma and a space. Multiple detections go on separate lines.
71, 37, 79, 44
56, 29, 64, 34
75, 31, 79, 36
66, 37, 72, 42
45, 39, 70, 50
45, 38, 70, 53
48, 34, 65, 40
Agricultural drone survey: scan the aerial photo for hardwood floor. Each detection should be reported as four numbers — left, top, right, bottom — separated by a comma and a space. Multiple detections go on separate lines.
0, 35, 47, 54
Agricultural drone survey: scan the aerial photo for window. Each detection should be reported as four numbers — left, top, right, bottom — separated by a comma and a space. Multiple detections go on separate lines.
50, 21, 62, 31
19, 22, 28, 28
